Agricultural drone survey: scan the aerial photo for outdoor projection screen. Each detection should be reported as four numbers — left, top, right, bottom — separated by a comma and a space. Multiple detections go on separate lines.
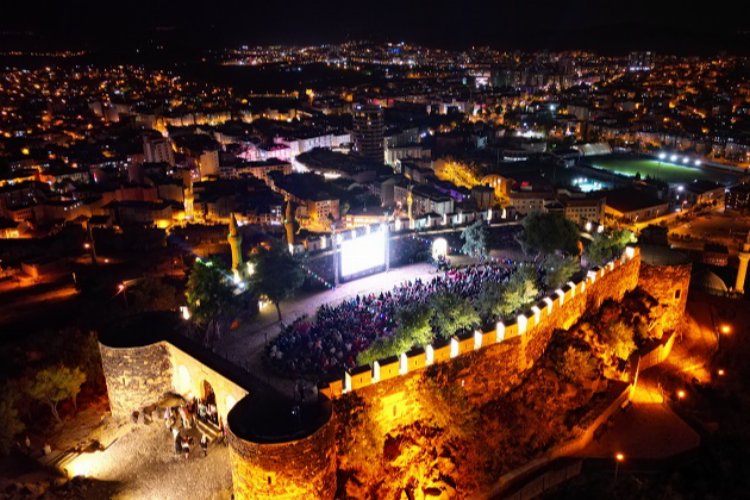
340, 229, 386, 277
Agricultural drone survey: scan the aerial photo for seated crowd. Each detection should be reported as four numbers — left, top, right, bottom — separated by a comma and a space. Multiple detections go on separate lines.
267, 263, 512, 377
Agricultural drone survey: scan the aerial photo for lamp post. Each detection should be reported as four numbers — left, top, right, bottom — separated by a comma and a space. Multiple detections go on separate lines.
331, 222, 339, 288
118, 283, 129, 309
614, 452, 625, 483
85, 220, 98, 265
717, 323, 731, 351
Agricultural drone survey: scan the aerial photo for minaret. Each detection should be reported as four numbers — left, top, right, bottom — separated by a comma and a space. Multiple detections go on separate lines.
407, 186, 414, 229
184, 172, 194, 220
283, 199, 295, 248
228, 213, 243, 273
735, 232, 750, 294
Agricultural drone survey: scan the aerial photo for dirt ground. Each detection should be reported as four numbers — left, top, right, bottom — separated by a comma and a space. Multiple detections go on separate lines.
64, 422, 232, 500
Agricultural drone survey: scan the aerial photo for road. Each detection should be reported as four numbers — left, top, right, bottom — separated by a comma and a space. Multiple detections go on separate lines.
0, 279, 79, 335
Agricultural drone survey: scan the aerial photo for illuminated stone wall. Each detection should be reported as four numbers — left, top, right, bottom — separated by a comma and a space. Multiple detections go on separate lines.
330, 250, 643, 439
638, 259, 692, 336
166, 345, 248, 422
227, 414, 337, 500
99, 340, 248, 423
99, 342, 173, 420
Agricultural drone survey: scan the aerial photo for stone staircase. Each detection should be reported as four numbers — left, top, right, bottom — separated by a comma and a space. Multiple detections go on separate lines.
195, 418, 221, 443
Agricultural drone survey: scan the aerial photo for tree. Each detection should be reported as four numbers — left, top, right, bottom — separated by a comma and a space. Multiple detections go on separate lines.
357, 303, 433, 366
518, 212, 580, 255
585, 229, 635, 266
27, 365, 86, 423
474, 267, 539, 323
460, 220, 489, 259
0, 383, 25, 455
555, 347, 599, 387
129, 277, 180, 313
248, 242, 304, 322
499, 267, 539, 319
542, 254, 580, 290
475, 280, 506, 324
601, 321, 637, 361
429, 293, 480, 340
185, 258, 243, 343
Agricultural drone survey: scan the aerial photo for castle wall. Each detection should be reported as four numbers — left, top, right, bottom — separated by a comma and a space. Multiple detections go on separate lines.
98, 247, 680, 499
167, 345, 248, 422
329, 249, 642, 440
227, 413, 337, 500
638, 260, 691, 336
99, 342, 173, 420
99, 325, 249, 423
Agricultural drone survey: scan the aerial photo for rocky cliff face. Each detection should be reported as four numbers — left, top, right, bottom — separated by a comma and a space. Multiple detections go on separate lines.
332, 254, 645, 497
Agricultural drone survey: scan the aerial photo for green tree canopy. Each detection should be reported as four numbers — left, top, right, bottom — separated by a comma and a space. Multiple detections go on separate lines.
601, 320, 637, 361
27, 365, 86, 423
248, 242, 305, 322
474, 280, 507, 325
185, 258, 241, 327
555, 346, 599, 387
0, 383, 25, 455
428, 293, 480, 340
542, 254, 581, 290
474, 267, 539, 323
499, 267, 539, 319
129, 277, 180, 313
460, 220, 489, 258
585, 229, 635, 266
357, 303, 433, 366
518, 212, 580, 255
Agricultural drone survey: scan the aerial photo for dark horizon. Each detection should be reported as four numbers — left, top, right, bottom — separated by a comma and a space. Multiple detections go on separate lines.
1, 0, 749, 55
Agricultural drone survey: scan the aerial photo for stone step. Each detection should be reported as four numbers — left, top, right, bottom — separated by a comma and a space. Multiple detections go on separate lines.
196, 418, 221, 441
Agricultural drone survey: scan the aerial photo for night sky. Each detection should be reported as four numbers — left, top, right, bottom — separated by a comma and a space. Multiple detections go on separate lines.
1, 0, 749, 53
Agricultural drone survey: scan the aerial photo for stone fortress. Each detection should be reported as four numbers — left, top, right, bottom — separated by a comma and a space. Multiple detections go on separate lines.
98, 245, 691, 499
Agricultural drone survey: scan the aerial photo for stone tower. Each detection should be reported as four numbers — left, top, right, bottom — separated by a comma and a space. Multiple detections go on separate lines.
228, 213, 243, 273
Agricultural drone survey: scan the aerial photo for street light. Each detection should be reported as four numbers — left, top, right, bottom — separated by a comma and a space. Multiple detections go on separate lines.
716, 324, 732, 351
614, 452, 625, 482
717, 368, 725, 377
677, 389, 686, 400
118, 283, 128, 309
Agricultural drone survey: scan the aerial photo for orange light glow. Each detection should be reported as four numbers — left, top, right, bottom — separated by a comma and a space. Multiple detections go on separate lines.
677, 389, 686, 400
615, 452, 625, 462
720, 325, 731, 335
717, 369, 725, 376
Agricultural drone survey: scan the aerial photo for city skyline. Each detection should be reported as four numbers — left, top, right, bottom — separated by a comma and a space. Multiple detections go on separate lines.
1, 5, 750, 498
1, 0, 749, 54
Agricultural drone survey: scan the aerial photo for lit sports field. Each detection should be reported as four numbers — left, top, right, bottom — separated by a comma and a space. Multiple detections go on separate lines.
588, 156, 738, 185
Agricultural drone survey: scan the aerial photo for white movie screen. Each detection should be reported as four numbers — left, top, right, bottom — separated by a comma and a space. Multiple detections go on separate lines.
340, 230, 386, 277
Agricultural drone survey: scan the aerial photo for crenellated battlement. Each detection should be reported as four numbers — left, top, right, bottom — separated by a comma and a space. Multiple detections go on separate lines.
321, 246, 642, 399
98, 246, 651, 500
